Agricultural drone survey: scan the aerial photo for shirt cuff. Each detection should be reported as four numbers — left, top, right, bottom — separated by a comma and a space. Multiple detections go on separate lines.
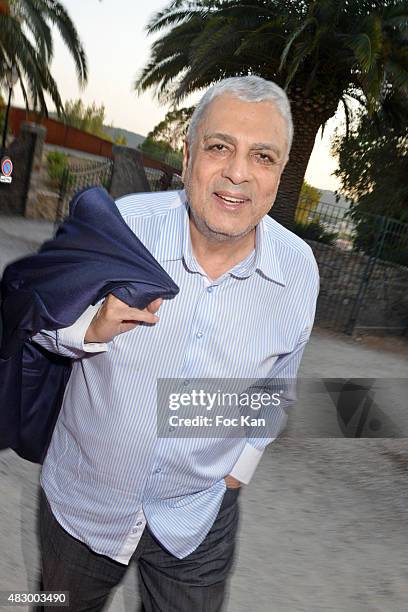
57, 301, 108, 354
229, 441, 274, 485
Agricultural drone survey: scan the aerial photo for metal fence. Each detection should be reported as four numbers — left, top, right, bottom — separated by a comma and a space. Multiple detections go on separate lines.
144, 166, 183, 192
56, 157, 114, 223
56, 154, 183, 225
294, 199, 408, 336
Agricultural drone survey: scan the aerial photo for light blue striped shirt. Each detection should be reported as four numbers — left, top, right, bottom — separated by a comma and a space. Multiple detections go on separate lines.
32, 189, 319, 562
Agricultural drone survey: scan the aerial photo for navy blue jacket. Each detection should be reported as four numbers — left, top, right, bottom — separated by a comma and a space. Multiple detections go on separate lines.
0, 187, 179, 463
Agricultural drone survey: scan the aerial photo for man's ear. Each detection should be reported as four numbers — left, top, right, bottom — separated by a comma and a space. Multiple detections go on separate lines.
181, 139, 189, 183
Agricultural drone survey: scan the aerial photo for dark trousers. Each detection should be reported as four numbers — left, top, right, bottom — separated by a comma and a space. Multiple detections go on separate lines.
36, 486, 240, 612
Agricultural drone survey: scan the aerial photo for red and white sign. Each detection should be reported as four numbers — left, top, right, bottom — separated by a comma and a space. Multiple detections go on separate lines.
0, 157, 13, 183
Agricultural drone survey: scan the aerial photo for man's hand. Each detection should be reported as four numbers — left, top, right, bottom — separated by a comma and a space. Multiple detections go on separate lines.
224, 475, 242, 489
84, 294, 163, 344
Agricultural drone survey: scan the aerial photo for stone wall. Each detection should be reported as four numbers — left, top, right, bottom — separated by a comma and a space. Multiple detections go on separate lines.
307, 240, 408, 335
0, 123, 45, 215
30, 190, 59, 221
110, 145, 150, 199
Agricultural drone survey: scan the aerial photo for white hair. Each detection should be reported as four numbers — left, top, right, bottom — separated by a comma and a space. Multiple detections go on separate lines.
186, 75, 293, 155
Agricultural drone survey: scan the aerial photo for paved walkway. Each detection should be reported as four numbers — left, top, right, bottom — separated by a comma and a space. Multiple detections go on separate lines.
0, 216, 55, 276
0, 216, 407, 611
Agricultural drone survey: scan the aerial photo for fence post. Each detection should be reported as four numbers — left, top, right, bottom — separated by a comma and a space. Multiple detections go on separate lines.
55, 166, 70, 226
0, 121, 46, 216
345, 215, 390, 335
22, 122, 47, 218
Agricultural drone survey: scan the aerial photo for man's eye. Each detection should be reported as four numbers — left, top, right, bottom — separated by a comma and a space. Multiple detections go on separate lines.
253, 153, 275, 165
207, 144, 228, 152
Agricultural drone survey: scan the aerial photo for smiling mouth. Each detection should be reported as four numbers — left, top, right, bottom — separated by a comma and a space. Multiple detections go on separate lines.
213, 192, 250, 207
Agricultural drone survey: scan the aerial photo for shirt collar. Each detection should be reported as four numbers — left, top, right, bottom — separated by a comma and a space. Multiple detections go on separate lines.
153, 191, 188, 263
253, 217, 286, 286
154, 190, 286, 286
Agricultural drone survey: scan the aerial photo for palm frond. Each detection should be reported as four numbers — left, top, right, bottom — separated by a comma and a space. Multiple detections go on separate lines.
42, 0, 87, 84
0, 1, 83, 113
147, 6, 207, 34
18, 0, 54, 62
279, 17, 318, 73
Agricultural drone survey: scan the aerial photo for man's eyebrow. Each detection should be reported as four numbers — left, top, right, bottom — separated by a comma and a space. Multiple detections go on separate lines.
203, 132, 282, 157
251, 142, 282, 157
203, 132, 237, 145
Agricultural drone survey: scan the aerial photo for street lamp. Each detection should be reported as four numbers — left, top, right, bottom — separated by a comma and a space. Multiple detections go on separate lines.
1, 64, 19, 152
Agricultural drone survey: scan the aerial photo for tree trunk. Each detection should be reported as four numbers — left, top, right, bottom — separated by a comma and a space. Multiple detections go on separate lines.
269, 94, 338, 229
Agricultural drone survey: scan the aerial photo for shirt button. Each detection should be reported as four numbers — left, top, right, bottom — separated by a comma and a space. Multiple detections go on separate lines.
136, 521, 143, 526
196, 331, 203, 339
207, 286, 213, 293
154, 468, 162, 474
183, 380, 189, 386
169, 426, 176, 432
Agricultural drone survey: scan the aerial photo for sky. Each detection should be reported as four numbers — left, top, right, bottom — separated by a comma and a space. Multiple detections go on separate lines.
12, 0, 344, 192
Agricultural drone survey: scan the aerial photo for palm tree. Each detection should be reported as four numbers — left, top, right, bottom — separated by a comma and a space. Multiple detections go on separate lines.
0, 0, 87, 115
135, 0, 408, 228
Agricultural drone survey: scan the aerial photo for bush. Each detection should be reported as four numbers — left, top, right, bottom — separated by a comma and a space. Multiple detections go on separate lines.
379, 244, 408, 267
139, 138, 182, 170
46, 151, 74, 188
292, 220, 338, 245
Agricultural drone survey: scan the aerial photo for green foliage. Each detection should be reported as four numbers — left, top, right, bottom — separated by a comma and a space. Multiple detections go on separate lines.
134, 0, 408, 224
139, 107, 193, 170
147, 107, 194, 151
295, 181, 321, 223
381, 238, 408, 267
293, 182, 331, 244
332, 89, 408, 266
46, 151, 74, 188
136, 1, 408, 110
63, 99, 128, 144
292, 219, 338, 245
346, 212, 408, 267
64, 99, 112, 140
332, 94, 408, 223
114, 134, 127, 145
139, 136, 183, 169
0, 0, 87, 115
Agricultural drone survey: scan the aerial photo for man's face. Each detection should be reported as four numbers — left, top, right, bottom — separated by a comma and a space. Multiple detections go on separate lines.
182, 94, 289, 241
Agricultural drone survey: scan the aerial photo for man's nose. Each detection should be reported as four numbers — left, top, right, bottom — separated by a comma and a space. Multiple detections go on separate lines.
221, 152, 251, 183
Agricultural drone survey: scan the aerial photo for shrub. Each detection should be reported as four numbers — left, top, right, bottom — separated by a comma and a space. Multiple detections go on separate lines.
46, 151, 74, 188
347, 208, 408, 267
292, 220, 338, 245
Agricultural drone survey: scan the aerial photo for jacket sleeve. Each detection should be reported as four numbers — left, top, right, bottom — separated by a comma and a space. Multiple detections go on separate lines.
30, 300, 109, 359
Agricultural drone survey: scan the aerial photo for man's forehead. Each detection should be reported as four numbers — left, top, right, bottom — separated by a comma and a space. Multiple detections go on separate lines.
195, 95, 287, 153
206, 92, 276, 111
198, 95, 285, 133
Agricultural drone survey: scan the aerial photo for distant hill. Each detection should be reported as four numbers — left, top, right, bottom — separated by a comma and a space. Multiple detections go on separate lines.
318, 188, 351, 211
102, 126, 145, 149
314, 188, 353, 230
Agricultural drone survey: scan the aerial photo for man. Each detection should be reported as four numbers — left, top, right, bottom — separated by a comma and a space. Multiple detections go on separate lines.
32, 75, 319, 611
